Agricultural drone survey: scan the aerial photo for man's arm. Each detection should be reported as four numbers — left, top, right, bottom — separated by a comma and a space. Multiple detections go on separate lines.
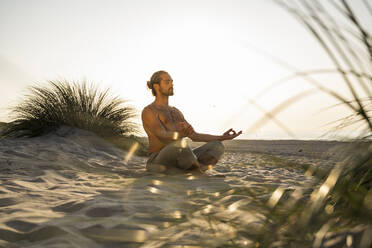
188, 132, 223, 142
142, 107, 186, 142
172, 107, 242, 142
189, 128, 243, 142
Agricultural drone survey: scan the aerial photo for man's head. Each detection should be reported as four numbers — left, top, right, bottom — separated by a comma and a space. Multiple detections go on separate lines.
147, 70, 174, 97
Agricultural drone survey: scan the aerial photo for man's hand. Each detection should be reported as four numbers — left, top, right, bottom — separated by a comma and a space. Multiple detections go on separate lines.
221, 128, 242, 141
176, 121, 195, 138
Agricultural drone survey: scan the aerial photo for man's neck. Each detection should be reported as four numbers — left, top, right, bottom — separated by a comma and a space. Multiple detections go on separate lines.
154, 95, 169, 106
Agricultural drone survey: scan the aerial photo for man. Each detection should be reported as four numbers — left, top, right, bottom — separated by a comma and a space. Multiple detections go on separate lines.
141, 70, 242, 173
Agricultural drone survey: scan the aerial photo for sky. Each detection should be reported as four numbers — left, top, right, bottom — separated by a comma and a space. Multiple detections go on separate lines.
0, 0, 370, 139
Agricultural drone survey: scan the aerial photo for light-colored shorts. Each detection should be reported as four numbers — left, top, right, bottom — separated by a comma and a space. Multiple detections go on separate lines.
146, 139, 225, 172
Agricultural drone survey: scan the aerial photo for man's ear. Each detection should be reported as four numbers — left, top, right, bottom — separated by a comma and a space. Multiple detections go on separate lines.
153, 83, 159, 92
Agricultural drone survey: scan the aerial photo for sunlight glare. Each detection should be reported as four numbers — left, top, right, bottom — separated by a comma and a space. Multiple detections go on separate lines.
148, 186, 159, 194
346, 235, 353, 247
172, 211, 182, 219
124, 142, 139, 163
268, 187, 285, 208
152, 179, 163, 186
203, 204, 213, 214
173, 132, 179, 140
180, 138, 187, 148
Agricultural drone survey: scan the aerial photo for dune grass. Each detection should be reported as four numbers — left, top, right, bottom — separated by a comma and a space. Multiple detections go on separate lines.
249, 1, 372, 247
1, 80, 147, 155
207, 1, 372, 247
275, 0, 372, 139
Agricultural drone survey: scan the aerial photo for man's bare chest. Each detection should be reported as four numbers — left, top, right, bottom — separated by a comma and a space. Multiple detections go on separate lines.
158, 109, 175, 125
154, 107, 182, 128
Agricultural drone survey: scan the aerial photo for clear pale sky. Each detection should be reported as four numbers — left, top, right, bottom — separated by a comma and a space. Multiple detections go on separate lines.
0, 0, 369, 139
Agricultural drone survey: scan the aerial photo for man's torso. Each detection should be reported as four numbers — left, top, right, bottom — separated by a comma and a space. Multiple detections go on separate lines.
142, 103, 184, 154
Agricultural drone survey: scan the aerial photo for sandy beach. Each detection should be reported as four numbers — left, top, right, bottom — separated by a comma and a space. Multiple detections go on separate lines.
0, 127, 358, 247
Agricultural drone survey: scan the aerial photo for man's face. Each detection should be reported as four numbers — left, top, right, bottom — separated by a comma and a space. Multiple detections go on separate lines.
158, 73, 174, 96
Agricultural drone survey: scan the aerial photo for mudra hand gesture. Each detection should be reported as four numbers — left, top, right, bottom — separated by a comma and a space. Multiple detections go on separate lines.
221, 128, 242, 140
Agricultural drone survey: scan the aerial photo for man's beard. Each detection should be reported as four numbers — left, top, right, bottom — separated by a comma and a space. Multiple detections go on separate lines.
160, 88, 173, 96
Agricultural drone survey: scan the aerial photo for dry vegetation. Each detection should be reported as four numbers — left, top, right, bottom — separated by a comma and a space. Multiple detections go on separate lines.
1, 80, 147, 155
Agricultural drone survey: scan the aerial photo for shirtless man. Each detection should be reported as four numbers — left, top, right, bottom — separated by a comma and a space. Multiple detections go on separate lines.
141, 70, 242, 173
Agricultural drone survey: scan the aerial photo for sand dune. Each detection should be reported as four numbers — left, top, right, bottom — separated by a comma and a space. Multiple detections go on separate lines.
0, 126, 356, 247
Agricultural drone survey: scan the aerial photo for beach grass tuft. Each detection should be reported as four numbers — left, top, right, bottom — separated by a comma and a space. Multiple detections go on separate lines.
1, 80, 147, 154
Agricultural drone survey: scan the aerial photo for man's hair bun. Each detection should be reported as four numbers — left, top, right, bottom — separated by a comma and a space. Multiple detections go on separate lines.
146, 80, 152, 89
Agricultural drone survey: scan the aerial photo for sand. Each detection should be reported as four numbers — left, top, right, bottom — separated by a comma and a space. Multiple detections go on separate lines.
0, 127, 353, 247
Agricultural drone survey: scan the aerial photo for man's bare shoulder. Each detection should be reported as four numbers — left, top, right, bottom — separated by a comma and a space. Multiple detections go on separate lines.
142, 104, 155, 117
142, 103, 157, 112
170, 106, 181, 112
142, 104, 164, 118
171, 106, 185, 115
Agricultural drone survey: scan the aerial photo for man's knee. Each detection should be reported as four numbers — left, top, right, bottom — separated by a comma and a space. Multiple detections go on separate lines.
154, 145, 196, 170
198, 140, 225, 165
210, 140, 225, 154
